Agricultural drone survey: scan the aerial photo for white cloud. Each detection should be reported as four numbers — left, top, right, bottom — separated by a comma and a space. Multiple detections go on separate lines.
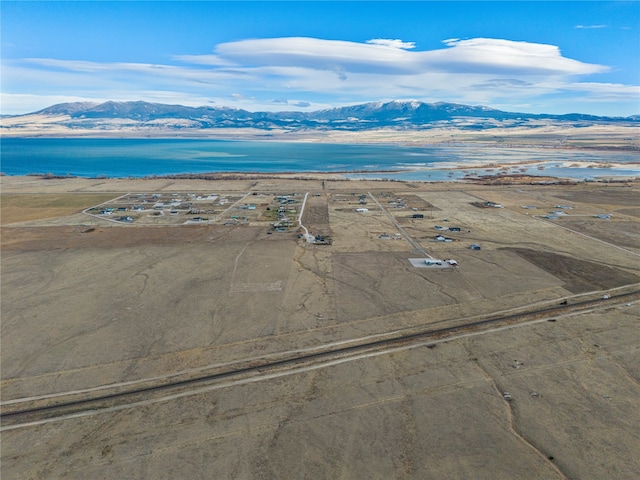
210, 37, 420, 75
366, 39, 416, 49
175, 36, 608, 80
434, 38, 608, 75
2, 36, 634, 115
575, 25, 608, 29
8, 37, 611, 88
562, 82, 640, 102
171, 54, 234, 67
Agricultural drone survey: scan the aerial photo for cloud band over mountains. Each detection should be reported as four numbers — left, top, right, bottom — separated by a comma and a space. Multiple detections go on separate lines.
2, 36, 636, 115
179, 37, 608, 77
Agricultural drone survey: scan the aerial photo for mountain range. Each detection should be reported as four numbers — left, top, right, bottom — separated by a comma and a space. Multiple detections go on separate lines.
3, 100, 639, 134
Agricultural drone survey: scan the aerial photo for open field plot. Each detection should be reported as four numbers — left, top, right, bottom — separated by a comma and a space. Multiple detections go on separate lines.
300, 193, 330, 235
0, 175, 271, 195
540, 214, 640, 253
2, 303, 639, 480
404, 187, 640, 269
543, 217, 640, 252
616, 207, 640, 219
550, 186, 640, 207
2, 177, 640, 479
1, 227, 297, 390
505, 248, 640, 293
458, 185, 640, 256
332, 250, 566, 322
373, 191, 439, 217
328, 193, 412, 252
522, 186, 640, 253
0, 224, 236, 251
1, 193, 119, 224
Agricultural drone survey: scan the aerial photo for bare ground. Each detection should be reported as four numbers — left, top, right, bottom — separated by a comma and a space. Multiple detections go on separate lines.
2, 176, 640, 479
504, 248, 640, 293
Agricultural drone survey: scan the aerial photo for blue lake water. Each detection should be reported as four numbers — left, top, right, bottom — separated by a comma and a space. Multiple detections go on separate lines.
1, 138, 638, 180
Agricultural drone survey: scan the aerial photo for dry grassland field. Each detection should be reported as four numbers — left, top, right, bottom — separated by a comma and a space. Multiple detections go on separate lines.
2, 175, 640, 479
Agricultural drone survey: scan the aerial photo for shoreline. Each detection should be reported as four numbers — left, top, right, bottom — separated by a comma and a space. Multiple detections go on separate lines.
3, 169, 638, 186
3, 156, 639, 182
3, 136, 639, 182
2, 121, 639, 152
2, 135, 638, 154
4, 135, 639, 154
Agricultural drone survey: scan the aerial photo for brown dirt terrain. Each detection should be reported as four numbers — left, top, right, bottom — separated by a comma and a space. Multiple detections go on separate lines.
505, 248, 640, 293
556, 218, 640, 250
301, 194, 330, 232
2, 176, 640, 479
1, 193, 117, 224
616, 207, 640, 218
552, 187, 639, 206
0, 225, 248, 251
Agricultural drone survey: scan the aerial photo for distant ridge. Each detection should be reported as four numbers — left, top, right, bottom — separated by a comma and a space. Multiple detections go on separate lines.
3, 100, 638, 135
34, 99, 635, 123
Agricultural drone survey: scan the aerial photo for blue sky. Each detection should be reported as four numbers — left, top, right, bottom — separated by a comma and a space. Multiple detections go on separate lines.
2, 1, 639, 116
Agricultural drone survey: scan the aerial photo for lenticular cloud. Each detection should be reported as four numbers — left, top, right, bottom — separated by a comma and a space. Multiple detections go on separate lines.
204, 36, 607, 77
437, 38, 608, 75
366, 39, 416, 50
212, 37, 419, 74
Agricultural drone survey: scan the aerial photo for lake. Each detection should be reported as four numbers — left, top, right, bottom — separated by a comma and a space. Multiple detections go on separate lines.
1, 137, 638, 181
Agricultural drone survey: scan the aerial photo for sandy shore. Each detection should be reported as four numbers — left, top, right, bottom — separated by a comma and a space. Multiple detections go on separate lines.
2, 115, 639, 151
440, 159, 640, 172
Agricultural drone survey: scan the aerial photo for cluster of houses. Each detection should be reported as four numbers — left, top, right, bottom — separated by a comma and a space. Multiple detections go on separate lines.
538, 205, 615, 221
518, 203, 593, 221
94, 206, 135, 223
434, 225, 462, 232
432, 223, 482, 251
387, 197, 408, 209
272, 195, 299, 231
86, 192, 236, 224
433, 224, 465, 242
